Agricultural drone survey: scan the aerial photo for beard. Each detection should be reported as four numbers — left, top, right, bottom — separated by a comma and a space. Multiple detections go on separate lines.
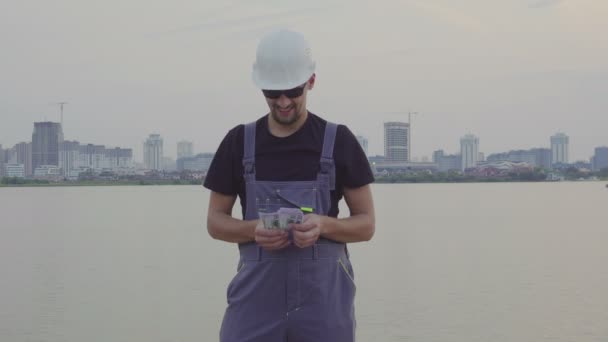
270, 104, 302, 126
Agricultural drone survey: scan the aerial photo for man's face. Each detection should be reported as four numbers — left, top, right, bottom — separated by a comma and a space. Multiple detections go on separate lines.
264, 75, 315, 126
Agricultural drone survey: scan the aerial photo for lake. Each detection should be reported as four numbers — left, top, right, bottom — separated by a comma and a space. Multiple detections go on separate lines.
1, 182, 607, 341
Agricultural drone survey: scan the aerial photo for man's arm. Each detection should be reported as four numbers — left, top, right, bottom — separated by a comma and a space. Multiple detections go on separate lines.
292, 184, 375, 247
322, 184, 375, 242
207, 191, 291, 249
206, 191, 256, 243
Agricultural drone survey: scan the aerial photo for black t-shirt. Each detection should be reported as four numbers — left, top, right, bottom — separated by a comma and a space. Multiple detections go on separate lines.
203, 112, 374, 218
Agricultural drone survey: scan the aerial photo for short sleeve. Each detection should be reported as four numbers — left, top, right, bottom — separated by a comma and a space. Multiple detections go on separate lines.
334, 125, 375, 188
203, 126, 243, 195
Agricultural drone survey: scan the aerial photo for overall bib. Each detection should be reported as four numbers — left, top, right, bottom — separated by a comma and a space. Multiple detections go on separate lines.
219, 121, 357, 342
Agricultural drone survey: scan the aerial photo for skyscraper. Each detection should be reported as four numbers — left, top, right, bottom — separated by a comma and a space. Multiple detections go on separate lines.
460, 134, 479, 171
355, 135, 369, 157
177, 141, 194, 159
14, 142, 33, 177
59, 140, 81, 175
144, 134, 163, 170
0, 144, 4, 177
32, 122, 64, 170
550, 133, 569, 166
592, 147, 608, 171
384, 122, 409, 162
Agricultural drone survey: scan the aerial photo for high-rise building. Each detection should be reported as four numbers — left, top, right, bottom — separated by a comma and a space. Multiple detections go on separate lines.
59, 141, 81, 175
177, 141, 194, 159
460, 134, 479, 171
551, 133, 569, 166
144, 134, 163, 170
14, 142, 33, 177
592, 147, 608, 171
433, 150, 462, 172
0, 144, 4, 177
384, 122, 409, 162
32, 122, 64, 170
177, 153, 215, 172
355, 135, 369, 157
105, 147, 133, 169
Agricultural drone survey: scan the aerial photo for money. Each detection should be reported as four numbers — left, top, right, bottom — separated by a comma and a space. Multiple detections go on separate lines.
259, 208, 303, 230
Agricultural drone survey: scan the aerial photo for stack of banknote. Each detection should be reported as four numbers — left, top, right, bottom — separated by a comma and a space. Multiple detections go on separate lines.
259, 208, 304, 230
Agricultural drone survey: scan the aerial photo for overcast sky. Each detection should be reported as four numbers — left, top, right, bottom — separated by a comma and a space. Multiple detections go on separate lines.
1, 0, 607, 161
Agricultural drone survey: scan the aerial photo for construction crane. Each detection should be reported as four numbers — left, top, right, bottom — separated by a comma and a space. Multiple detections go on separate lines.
54, 102, 68, 126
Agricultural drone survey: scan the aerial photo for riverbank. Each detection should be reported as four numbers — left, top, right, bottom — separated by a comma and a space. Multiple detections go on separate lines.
0, 179, 202, 187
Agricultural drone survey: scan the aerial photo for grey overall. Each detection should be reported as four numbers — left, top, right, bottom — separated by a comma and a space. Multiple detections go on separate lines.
219, 121, 357, 342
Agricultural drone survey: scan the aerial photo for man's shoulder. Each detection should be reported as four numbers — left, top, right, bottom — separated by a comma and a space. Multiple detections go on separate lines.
307, 112, 356, 144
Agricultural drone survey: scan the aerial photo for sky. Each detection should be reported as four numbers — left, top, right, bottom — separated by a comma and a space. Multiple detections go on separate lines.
1, 0, 607, 162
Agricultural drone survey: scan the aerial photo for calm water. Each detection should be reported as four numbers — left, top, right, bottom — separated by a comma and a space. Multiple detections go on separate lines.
1, 183, 607, 341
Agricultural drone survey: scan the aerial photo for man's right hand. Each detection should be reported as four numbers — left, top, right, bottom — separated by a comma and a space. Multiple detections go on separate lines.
254, 220, 290, 251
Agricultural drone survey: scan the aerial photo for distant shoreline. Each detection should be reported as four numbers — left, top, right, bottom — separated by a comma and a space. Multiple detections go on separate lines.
0, 180, 202, 188
1, 179, 606, 188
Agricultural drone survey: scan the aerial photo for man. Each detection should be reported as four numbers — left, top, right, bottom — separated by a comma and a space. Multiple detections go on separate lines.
204, 29, 375, 342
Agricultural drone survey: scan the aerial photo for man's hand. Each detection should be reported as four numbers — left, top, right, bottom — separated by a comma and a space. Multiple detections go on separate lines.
255, 220, 290, 251
292, 214, 325, 248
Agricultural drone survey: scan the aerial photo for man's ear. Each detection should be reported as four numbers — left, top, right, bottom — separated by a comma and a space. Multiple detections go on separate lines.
307, 73, 316, 90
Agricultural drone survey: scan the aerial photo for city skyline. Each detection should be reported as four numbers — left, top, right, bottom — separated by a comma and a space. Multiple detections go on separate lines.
1, 1, 607, 162
1, 119, 606, 165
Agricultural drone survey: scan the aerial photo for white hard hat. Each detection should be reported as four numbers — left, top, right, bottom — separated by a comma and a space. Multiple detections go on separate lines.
252, 29, 316, 90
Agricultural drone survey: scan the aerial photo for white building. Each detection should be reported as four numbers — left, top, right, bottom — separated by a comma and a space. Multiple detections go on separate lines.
4, 163, 25, 178
177, 141, 194, 159
144, 134, 163, 171
460, 134, 479, 171
551, 133, 569, 165
384, 122, 409, 162
33, 165, 61, 178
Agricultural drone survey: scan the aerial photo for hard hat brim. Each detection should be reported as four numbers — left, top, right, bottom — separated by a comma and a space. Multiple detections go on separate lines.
252, 64, 315, 90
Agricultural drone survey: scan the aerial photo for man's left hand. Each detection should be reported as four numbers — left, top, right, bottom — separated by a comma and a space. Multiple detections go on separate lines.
291, 214, 325, 248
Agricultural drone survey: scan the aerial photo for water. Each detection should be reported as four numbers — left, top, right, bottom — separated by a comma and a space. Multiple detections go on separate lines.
1, 183, 607, 341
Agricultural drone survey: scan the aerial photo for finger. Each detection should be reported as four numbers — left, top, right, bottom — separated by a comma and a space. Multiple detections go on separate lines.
293, 229, 317, 241
292, 222, 316, 232
293, 232, 318, 247
262, 236, 290, 250
256, 233, 287, 244
294, 238, 315, 248
256, 228, 288, 237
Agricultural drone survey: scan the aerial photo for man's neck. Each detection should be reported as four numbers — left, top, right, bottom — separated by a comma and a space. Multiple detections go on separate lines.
267, 110, 309, 138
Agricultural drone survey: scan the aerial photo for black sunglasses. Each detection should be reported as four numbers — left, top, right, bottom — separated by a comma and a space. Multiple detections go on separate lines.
262, 83, 306, 99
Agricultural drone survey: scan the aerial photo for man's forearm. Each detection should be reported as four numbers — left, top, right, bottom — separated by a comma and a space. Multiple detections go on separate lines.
207, 211, 256, 243
321, 213, 375, 243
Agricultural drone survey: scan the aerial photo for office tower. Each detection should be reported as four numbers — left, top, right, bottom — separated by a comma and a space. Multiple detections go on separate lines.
144, 134, 163, 171
355, 135, 369, 157
32, 122, 64, 169
0, 144, 4, 177
105, 148, 133, 169
384, 122, 409, 162
59, 141, 81, 175
550, 133, 569, 165
177, 141, 194, 159
14, 142, 33, 176
433, 149, 462, 172
460, 134, 479, 171
592, 147, 608, 171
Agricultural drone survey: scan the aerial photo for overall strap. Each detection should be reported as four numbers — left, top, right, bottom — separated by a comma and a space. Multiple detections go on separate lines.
242, 122, 256, 175
320, 122, 338, 190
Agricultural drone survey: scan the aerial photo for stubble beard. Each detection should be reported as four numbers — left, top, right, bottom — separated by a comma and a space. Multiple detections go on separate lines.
271, 105, 302, 126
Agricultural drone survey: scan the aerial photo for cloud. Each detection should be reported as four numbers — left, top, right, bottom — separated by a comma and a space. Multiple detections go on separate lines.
529, 0, 564, 9
145, 5, 339, 39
